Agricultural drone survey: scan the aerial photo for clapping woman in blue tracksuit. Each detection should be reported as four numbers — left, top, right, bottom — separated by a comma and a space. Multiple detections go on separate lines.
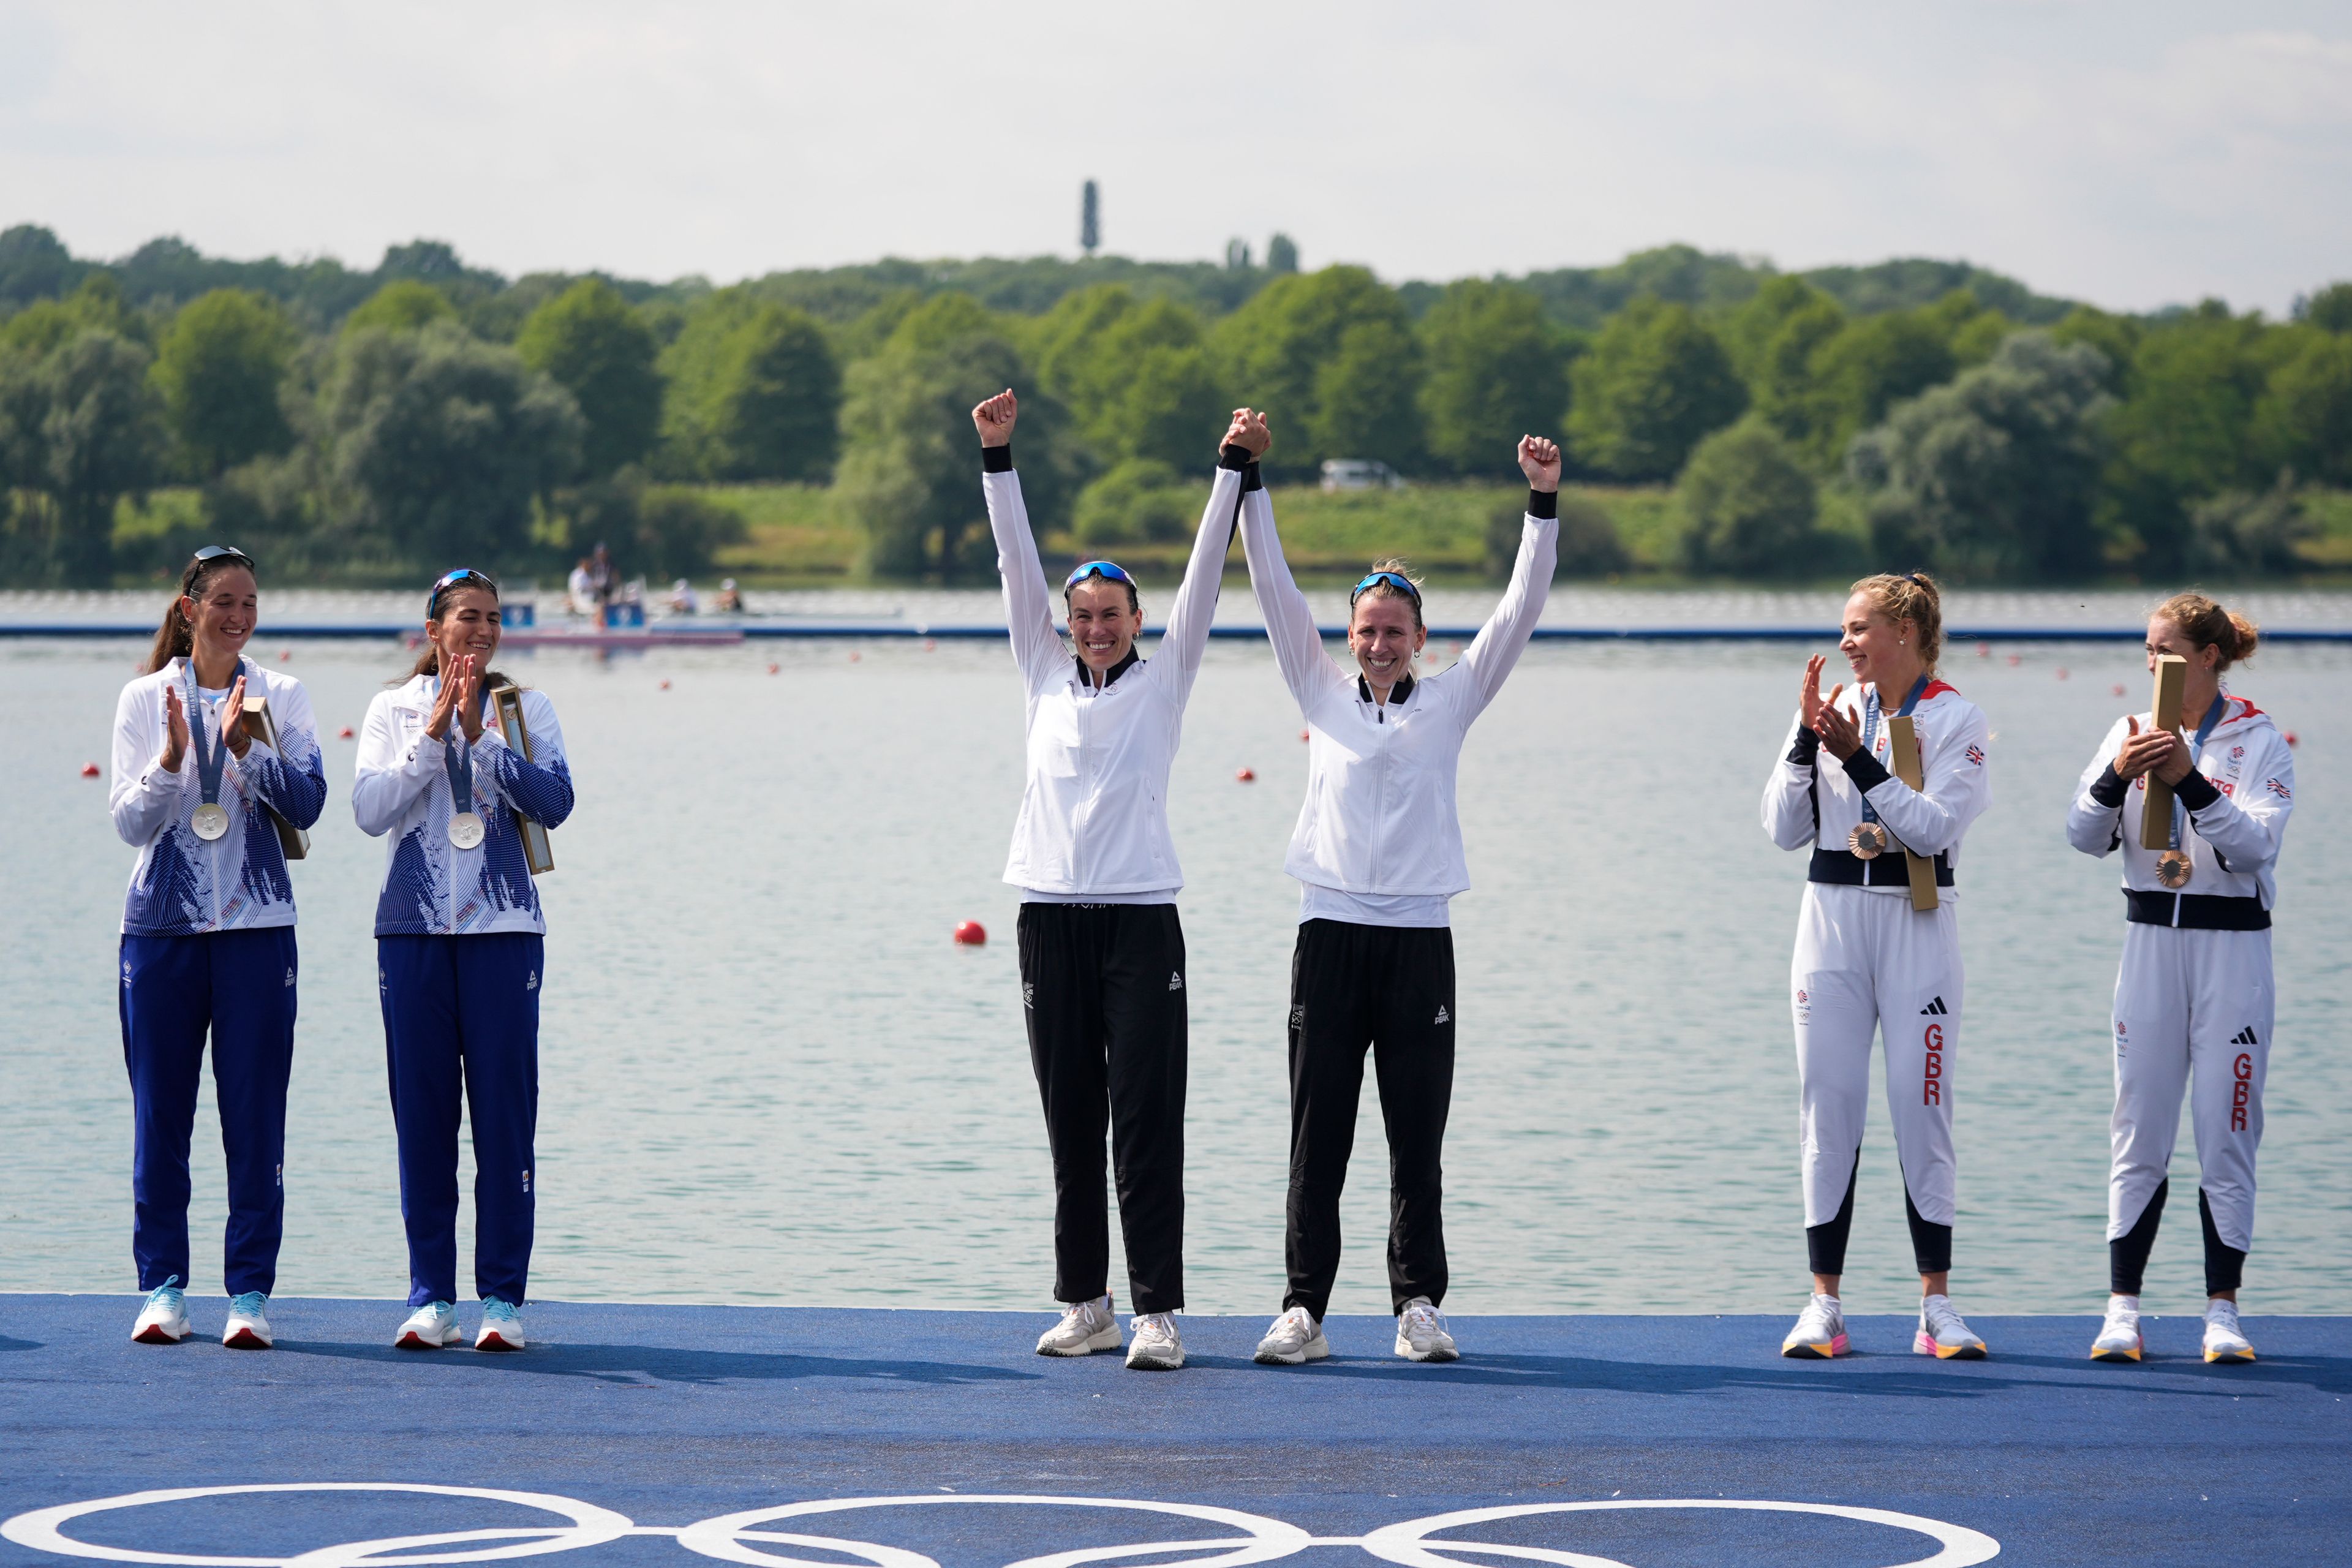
113, 546, 327, 1350
354, 569, 574, 1353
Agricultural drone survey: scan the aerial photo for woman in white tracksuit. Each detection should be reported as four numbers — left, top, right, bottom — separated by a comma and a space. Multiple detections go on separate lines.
1760, 573, 1992, 1362
1243, 432, 1562, 1368
973, 390, 1265, 1373
2068, 594, 2290, 1366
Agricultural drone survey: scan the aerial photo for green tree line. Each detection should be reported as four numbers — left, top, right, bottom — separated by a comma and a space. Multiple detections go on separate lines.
1, 223, 2346, 587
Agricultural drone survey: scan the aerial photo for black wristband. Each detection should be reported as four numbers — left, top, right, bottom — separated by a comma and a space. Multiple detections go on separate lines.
1527, 488, 1558, 520
1842, 748, 1893, 794
2088, 763, 2130, 809
1218, 443, 1253, 472
2174, 769, 2222, 812
981, 444, 1014, 473
1785, 725, 1821, 767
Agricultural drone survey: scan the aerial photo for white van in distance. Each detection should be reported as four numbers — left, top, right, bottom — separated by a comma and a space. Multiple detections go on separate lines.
1320, 459, 1406, 493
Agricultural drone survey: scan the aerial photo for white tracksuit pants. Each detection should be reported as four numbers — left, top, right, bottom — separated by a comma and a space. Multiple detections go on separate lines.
2108, 924, 2272, 1265
1791, 884, 1961, 1273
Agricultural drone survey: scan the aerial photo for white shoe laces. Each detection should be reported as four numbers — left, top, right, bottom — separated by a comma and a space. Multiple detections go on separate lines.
1794, 1297, 1839, 1337
1924, 1297, 1972, 1340
2207, 1300, 2242, 1332
1403, 1302, 1447, 1337
1134, 1311, 1176, 1341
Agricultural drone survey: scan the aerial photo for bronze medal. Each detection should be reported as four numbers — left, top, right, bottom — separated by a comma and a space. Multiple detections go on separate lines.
2155, 849, 2193, 889
1848, 821, 1888, 860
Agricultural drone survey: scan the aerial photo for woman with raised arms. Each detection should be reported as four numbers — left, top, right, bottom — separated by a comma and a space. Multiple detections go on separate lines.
1241, 428, 1561, 1368
114, 545, 328, 1350
1760, 573, 1992, 1362
2067, 595, 2291, 1365
973, 390, 1265, 1373
354, 569, 575, 1354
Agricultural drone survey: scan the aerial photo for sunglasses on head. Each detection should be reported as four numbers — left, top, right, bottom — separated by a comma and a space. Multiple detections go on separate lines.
1065, 560, 1135, 592
183, 544, 255, 586
427, 567, 501, 617
1351, 570, 1420, 605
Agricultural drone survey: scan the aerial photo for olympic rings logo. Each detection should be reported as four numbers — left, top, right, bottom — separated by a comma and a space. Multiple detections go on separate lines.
2, 1485, 2002, 1568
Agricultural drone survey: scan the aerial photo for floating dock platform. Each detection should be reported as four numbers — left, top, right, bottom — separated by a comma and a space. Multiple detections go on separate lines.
2, 1297, 2343, 1567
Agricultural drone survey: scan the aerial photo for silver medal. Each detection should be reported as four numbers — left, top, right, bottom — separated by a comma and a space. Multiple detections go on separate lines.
447, 811, 486, 850
191, 802, 231, 841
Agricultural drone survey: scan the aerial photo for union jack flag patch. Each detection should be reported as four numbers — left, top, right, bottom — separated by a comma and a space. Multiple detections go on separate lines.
2267, 778, 2291, 799
1964, 744, 1985, 766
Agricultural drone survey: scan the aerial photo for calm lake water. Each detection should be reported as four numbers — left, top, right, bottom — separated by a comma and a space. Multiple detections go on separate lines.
4, 588, 2346, 1318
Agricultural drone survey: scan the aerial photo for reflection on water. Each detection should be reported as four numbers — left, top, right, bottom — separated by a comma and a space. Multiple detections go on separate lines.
3, 616, 2345, 1316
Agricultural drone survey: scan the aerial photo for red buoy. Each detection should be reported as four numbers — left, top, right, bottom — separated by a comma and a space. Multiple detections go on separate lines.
923, 638, 938, 652
279, 649, 292, 662
954, 920, 987, 946
658, 679, 671, 690
2111, 685, 2125, 698
2006, 654, 2022, 667
1236, 767, 1255, 782
1298, 729, 1309, 742
80, 762, 100, 778
339, 726, 355, 739
2055, 667, 2069, 680
766, 663, 780, 675
2284, 731, 2298, 746
1977, 645, 1991, 658
849, 650, 862, 663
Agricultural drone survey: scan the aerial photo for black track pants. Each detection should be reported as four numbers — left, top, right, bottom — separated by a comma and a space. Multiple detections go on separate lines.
1284, 918, 1456, 1321
1017, 902, 1188, 1314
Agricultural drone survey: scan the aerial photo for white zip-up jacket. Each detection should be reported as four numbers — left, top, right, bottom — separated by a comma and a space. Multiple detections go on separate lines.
1760, 679, 1992, 891
983, 446, 1242, 897
110, 658, 328, 936
353, 674, 575, 936
2065, 695, 2293, 910
1241, 486, 1558, 903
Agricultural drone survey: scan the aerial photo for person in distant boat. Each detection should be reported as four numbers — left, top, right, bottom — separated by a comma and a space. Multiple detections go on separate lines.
565, 559, 594, 617
2067, 595, 2290, 1366
974, 388, 1264, 1373
1238, 430, 1561, 1368
670, 579, 699, 614
1760, 572, 1994, 1363
715, 579, 745, 613
115, 546, 328, 1352
355, 568, 575, 1355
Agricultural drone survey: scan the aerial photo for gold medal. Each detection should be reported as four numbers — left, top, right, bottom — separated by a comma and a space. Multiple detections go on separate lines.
191, 802, 231, 842
2155, 849, 2192, 889
1848, 821, 1888, 860
448, 811, 486, 850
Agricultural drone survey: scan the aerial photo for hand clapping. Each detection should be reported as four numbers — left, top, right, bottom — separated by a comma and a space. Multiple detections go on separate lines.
426, 655, 484, 744
1800, 655, 1861, 759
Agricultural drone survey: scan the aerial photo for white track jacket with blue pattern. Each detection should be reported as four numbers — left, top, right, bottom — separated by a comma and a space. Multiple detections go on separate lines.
353, 676, 575, 937
110, 659, 328, 936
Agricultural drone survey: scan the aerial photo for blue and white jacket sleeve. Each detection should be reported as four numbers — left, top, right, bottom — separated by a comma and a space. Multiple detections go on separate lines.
475, 690, 575, 827
227, 675, 327, 831
110, 677, 184, 847
353, 690, 442, 837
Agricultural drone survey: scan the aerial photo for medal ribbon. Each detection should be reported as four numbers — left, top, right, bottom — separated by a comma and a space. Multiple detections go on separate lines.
183, 659, 242, 810
2165, 695, 2227, 855
435, 677, 477, 823
1856, 673, 1932, 828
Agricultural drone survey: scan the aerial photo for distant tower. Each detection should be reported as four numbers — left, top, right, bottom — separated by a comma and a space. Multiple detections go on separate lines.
1225, 237, 1253, 270
1080, 181, 1100, 256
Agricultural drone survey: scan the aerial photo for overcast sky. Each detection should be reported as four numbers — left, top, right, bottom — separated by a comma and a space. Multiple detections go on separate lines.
4, 1, 2346, 314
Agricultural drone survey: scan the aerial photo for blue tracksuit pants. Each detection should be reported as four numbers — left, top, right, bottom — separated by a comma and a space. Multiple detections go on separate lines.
377, 933, 543, 1308
119, 927, 298, 1297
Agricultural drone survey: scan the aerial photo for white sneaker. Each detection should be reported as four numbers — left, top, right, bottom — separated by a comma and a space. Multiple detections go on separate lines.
475, 1298, 526, 1352
1780, 1293, 1847, 1359
1125, 1311, 1185, 1370
131, 1278, 190, 1345
2203, 1298, 2255, 1363
222, 1291, 273, 1350
1036, 1295, 1121, 1357
1254, 1306, 1329, 1365
1395, 1297, 1458, 1362
396, 1300, 461, 1350
2089, 1295, 2142, 1362
1914, 1294, 1988, 1360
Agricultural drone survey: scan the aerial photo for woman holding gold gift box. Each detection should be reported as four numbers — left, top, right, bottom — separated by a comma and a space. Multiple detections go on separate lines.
1760, 571, 1993, 1363
354, 568, 575, 1356
2068, 594, 2292, 1366
973, 390, 1264, 1373
113, 545, 328, 1352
